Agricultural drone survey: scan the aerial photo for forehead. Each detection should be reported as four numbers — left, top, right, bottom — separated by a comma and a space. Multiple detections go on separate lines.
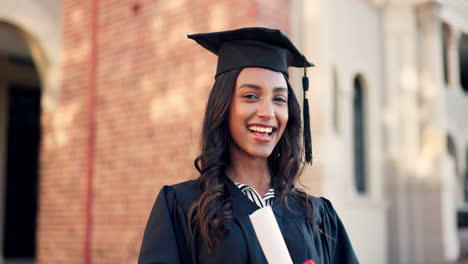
236, 67, 288, 88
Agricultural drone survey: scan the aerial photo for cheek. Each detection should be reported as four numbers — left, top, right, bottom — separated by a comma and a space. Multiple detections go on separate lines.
230, 103, 253, 124
228, 102, 248, 133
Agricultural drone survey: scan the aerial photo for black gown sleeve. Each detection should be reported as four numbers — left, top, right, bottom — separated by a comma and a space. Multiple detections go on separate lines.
320, 198, 360, 264
138, 186, 185, 264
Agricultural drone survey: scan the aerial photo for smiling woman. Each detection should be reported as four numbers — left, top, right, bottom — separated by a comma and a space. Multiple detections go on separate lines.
138, 27, 359, 264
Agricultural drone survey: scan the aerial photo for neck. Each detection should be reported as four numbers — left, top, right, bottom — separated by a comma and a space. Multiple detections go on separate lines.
226, 144, 271, 196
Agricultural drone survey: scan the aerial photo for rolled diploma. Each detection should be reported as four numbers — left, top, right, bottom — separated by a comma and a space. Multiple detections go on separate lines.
249, 206, 293, 264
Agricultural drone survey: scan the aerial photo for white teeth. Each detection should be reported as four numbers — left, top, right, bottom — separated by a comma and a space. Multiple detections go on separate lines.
248, 126, 274, 133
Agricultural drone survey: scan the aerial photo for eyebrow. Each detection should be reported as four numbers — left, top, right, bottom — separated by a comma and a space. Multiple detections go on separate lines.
239, 83, 288, 93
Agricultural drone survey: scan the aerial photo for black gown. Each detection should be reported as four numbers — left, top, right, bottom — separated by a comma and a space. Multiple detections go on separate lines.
138, 177, 359, 264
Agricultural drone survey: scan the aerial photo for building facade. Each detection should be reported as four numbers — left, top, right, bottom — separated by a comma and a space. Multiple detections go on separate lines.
293, 0, 468, 263
0, 0, 467, 263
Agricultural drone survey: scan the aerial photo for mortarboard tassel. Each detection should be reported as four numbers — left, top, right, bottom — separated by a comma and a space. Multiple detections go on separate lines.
302, 65, 313, 164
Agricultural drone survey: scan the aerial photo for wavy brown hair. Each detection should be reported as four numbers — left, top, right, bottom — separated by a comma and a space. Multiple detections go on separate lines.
188, 68, 316, 248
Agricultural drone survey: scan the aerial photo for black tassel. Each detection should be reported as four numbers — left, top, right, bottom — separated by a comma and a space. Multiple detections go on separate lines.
302, 75, 313, 164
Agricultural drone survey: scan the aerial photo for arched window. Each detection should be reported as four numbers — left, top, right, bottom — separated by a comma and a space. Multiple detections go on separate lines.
465, 147, 468, 202
459, 33, 468, 93
353, 74, 367, 194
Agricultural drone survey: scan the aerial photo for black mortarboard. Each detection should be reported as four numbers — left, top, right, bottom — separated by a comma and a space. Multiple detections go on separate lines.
187, 27, 314, 164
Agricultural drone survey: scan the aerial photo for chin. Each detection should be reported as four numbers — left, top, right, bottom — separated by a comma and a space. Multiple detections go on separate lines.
246, 148, 274, 159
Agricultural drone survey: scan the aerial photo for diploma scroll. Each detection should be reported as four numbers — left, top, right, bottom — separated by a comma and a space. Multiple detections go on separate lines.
249, 206, 293, 264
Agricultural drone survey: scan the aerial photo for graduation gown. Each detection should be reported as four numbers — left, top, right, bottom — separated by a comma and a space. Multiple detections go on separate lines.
139, 178, 359, 264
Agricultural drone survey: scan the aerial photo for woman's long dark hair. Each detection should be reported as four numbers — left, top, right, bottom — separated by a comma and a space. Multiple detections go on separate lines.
188, 68, 316, 248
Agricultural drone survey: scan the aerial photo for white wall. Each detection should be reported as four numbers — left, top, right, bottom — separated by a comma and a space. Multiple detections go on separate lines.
440, 156, 461, 260
301, 0, 387, 263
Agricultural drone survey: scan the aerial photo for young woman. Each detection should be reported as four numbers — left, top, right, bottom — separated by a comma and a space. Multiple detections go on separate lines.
139, 27, 359, 264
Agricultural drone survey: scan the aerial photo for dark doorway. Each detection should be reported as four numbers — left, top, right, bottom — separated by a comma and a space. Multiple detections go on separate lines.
3, 84, 41, 263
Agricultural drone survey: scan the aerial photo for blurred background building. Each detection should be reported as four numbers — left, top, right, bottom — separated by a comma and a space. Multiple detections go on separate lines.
0, 0, 467, 263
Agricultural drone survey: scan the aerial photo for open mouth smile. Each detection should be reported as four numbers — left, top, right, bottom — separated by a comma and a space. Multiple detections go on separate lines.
247, 124, 277, 142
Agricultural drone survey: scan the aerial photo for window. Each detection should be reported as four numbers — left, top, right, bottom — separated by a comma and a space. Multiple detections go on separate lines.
353, 74, 367, 194
447, 135, 458, 178
442, 22, 450, 85
446, 135, 463, 203
459, 33, 468, 93
465, 147, 468, 202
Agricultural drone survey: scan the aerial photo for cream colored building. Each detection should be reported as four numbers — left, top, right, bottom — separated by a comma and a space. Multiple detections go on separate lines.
291, 0, 468, 263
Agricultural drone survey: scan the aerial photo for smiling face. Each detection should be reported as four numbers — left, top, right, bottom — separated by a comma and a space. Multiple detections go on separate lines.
228, 67, 289, 159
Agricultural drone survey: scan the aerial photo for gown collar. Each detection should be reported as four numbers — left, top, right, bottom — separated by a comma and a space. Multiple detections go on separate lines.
223, 175, 307, 218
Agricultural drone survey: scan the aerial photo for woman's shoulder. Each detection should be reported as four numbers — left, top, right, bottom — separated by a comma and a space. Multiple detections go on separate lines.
307, 194, 335, 213
305, 194, 350, 232
307, 195, 360, 263
158, 179, 202, 210
285, 193, 340, 224
169, 178, 201, 193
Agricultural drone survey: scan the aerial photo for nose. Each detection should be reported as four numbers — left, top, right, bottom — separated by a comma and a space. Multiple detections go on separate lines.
256, 99, 274, 120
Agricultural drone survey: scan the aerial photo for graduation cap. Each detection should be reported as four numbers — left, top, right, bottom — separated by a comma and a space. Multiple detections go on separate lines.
187, 27, 314, 164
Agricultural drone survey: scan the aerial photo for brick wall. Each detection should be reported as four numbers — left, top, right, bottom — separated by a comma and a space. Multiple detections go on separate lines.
36, 0, 91, 263
37, 0, 291, 263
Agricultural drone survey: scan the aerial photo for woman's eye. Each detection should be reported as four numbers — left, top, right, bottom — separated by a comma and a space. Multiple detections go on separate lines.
243, 94, 259, 99
274, 97, 287, 103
